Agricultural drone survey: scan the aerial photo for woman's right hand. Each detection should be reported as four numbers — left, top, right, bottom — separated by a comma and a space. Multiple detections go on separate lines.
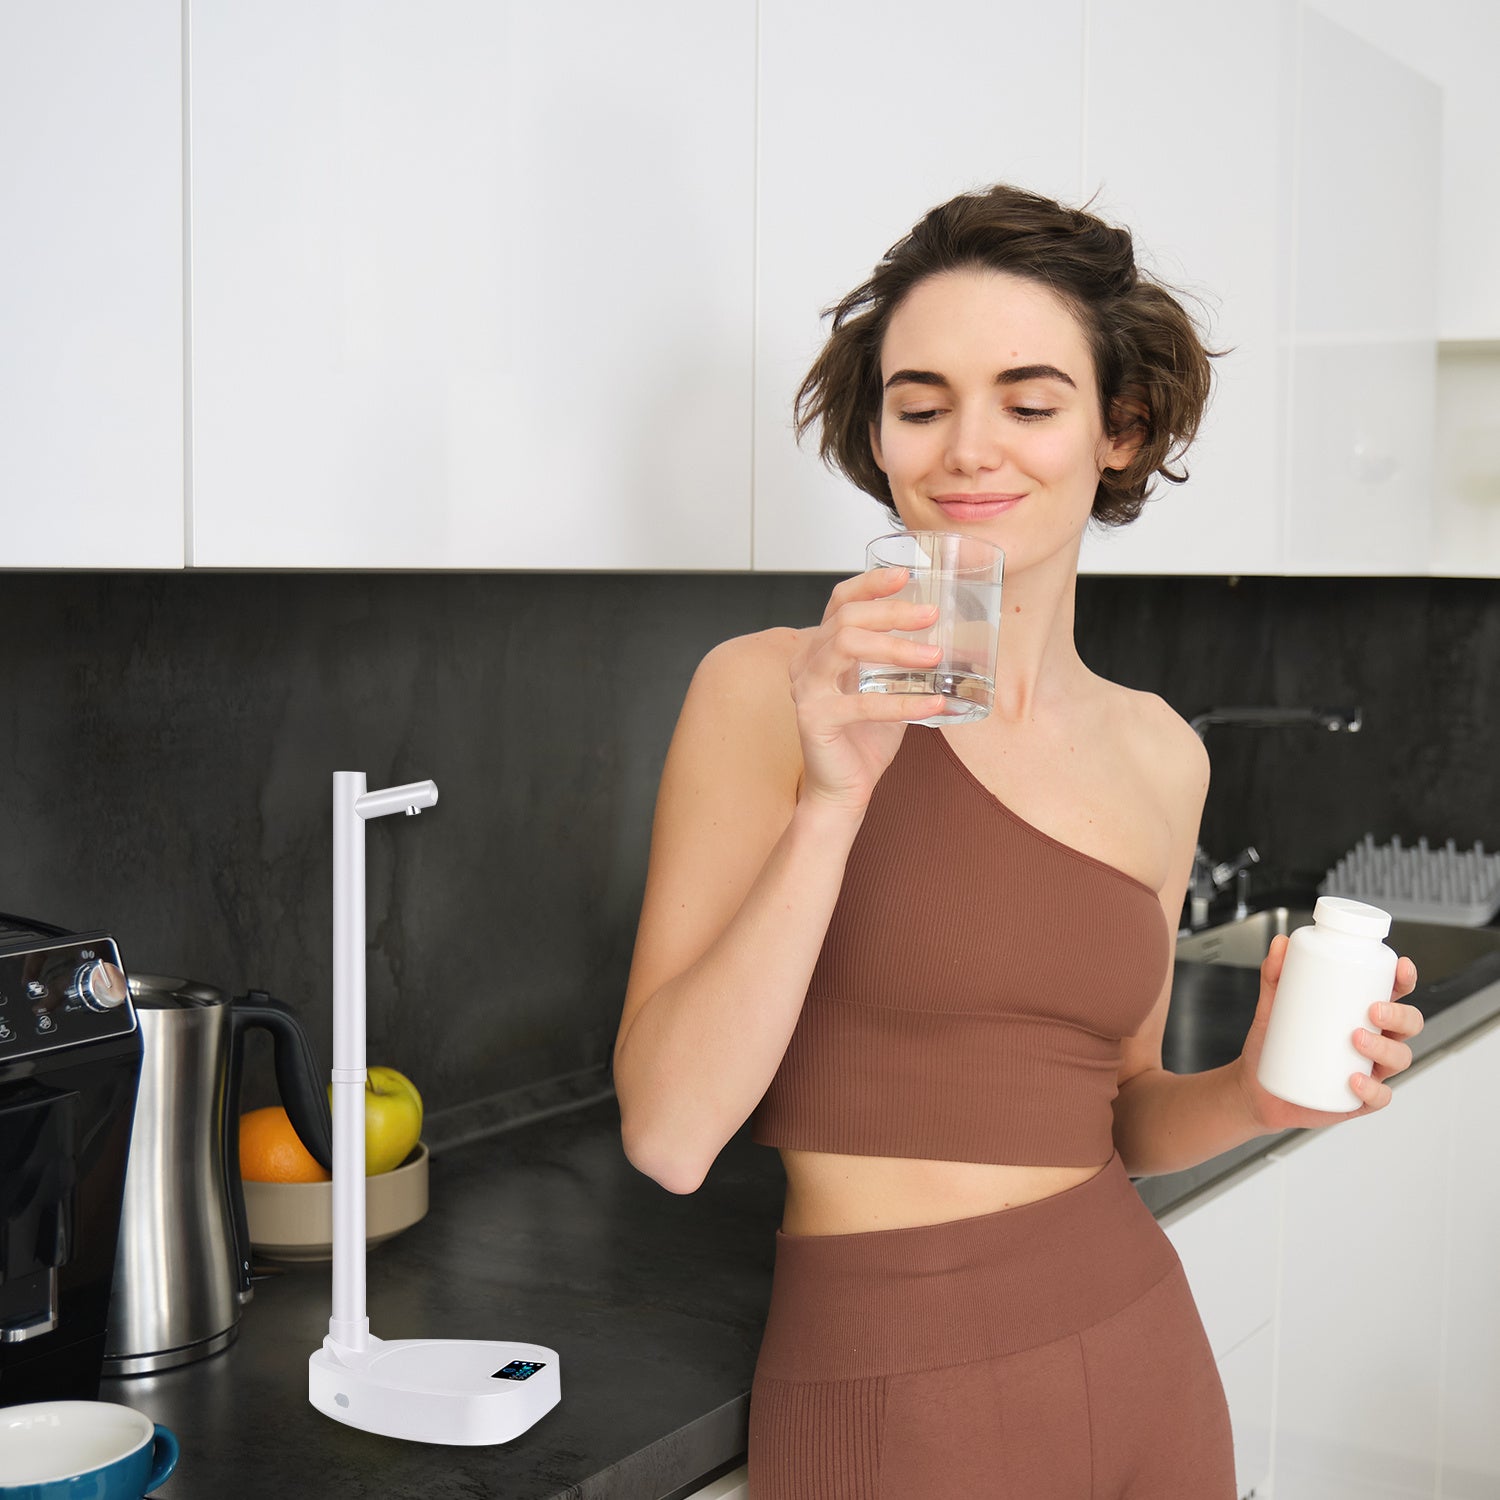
787, 565, 945, 812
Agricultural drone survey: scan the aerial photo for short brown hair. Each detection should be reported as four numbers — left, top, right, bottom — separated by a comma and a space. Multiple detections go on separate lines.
794, 183, 1220, 527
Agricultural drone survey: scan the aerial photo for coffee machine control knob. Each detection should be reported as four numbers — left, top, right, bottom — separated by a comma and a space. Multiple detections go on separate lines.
75, 960, 128, 1011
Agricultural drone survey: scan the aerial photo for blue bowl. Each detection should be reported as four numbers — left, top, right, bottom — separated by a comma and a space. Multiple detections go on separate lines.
0, 1401, 178, 1499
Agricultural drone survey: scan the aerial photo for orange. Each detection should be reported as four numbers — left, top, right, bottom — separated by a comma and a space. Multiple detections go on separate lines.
239, 1105, 331, 1183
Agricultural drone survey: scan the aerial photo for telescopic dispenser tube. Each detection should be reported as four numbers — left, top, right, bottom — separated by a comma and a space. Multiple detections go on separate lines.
308, 771, 561, 1444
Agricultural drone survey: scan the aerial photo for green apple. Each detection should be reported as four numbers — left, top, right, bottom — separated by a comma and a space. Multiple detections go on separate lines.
328, 1066, 423, 1175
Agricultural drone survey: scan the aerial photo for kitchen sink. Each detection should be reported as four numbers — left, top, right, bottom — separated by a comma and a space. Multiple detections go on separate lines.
1176, 906, 1500, 986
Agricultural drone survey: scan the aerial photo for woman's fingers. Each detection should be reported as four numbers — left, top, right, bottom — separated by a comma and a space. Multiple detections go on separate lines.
1358, 992, 1423, 1079
1352, 988, 1424, 1107
838, 690, 947, 723
1371, 996, 1423, 1037
827, 622, 941, 673
820, 565, 912, 624
846, 599, 941, 634
1353, 1026, 1414, 1077
1349, 1071, 1393, 1109
795, 616, 941, 702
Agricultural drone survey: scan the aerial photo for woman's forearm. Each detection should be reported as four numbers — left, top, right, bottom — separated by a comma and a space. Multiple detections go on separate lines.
1111, 1059, 1272, 1179
614, 795, 864, 1194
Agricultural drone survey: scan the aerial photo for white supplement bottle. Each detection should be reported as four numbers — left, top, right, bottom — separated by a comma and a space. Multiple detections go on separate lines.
1255, 896, 1397, 1112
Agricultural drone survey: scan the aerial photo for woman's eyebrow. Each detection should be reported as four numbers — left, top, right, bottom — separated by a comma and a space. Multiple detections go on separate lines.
883, 369, 948, 391
883, 364, 1076, 391
997, 363, 1075, 389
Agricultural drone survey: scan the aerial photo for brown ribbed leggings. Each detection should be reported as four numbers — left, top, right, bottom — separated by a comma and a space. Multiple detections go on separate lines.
747, 1150, 1235, 1498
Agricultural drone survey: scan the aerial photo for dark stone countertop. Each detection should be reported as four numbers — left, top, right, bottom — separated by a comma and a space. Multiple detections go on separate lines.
105, 941, 1500, 1500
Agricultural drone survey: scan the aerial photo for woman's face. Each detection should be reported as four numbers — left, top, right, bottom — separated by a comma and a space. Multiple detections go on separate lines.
871, 268, 1135, 570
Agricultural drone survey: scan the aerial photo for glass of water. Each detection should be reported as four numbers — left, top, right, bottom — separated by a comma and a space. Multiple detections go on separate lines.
857, 531, 1005, 726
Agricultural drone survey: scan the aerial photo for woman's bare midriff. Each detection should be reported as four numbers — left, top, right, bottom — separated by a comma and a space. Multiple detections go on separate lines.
778, 1148, 1110, 1236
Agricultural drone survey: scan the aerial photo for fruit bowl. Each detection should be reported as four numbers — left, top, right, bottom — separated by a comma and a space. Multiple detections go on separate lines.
243, 1142, 429, 1262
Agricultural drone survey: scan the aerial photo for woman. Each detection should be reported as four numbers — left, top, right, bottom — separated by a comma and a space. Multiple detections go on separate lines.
612, 183, 1423, 1496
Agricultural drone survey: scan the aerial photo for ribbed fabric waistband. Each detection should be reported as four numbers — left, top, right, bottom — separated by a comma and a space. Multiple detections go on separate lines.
753, 1150, 1181, 1383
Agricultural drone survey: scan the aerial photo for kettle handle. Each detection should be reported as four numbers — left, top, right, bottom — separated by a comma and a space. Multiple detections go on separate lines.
231, 992, 334, 1169
225, 992, 335, 1297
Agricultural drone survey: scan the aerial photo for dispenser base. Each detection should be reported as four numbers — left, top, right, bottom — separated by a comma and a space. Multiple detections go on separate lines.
309, 1334, 560, 1445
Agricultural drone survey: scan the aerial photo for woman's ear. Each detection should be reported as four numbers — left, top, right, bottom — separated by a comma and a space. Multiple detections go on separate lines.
869, 418, 887, 475
1100, 393, 1148, 473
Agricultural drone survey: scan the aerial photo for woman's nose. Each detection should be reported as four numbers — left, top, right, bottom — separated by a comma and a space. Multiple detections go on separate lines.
944, 404, 1004, 475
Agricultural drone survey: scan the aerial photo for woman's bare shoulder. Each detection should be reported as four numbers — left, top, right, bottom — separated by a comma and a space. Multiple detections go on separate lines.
677, 626, 807, 779
1110, 684, 1210, 816
1077, 674, 1204, 801
691, 627, 804, 726
696, 624, 804, 681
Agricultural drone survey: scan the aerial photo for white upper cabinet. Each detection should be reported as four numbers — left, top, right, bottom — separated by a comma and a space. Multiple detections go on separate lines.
752, 1, 1085, 575
1303, 0, 1500, 343
1078, 0, 1286, 578
754, 1, 1439, 581
1280, 5, 1440, 575
1431, 347, 1500, 577
188, 1, 755, 569
1, 2, 1455, 574
1082, 1, 1440, 578
1299, 0, 1500, 578
0, 0, 183, 568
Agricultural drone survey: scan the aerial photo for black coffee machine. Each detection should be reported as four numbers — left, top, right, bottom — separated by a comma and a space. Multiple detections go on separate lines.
0, 914, 142, 1406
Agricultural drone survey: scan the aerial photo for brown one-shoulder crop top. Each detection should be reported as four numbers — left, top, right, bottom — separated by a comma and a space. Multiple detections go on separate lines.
750, 725, 1171, 1167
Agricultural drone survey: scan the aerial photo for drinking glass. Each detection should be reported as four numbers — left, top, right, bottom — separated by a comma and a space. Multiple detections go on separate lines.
857, 531, 1005, 726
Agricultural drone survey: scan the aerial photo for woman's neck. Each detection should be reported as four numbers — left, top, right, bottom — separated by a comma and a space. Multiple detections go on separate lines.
982, 545, 1090, 726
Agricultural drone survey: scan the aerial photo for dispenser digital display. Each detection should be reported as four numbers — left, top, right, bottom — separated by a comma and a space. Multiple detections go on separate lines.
491, 1360, 546, 1381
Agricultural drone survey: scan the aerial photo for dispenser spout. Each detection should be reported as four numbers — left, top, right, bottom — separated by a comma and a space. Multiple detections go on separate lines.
354, 780, 439, 821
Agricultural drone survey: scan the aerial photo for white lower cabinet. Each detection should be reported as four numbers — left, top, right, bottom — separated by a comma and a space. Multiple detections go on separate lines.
682, 1465, 747, 1500
1163, 1155, 1282, 1360
1270, 1042, 1453, 1498
1163, 1156, 1281, 1500
1219, 1321, 1276, 1500
1438, 1021, 1500, 1497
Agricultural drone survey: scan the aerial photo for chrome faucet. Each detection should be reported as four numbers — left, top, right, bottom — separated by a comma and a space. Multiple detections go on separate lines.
1188, 706, 1363, 739
1189, 845, 1260, 929
1184, 705, 1362, 930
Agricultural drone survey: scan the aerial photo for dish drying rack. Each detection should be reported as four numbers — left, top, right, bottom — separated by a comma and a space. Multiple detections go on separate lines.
1319, 834, 1500, 927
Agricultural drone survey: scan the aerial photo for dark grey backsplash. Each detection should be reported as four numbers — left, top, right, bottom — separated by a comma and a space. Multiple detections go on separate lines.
3, 570, 1495, 1124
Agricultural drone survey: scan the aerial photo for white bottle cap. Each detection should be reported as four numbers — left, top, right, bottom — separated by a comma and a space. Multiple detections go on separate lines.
1313, 895, 1392, 939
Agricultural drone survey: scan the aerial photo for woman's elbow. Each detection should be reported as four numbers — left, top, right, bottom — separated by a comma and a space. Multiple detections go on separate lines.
621, 1125, 707, 1196
618, 1100, 709, 1196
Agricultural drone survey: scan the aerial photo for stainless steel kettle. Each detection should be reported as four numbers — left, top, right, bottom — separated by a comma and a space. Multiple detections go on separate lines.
103, 977, 332, 1375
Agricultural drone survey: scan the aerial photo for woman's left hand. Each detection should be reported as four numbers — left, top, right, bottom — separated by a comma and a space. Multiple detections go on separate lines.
1234, 933, 1424, 1134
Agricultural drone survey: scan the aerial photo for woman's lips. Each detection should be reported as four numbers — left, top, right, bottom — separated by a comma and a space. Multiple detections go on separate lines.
931, 493, 1025, 520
